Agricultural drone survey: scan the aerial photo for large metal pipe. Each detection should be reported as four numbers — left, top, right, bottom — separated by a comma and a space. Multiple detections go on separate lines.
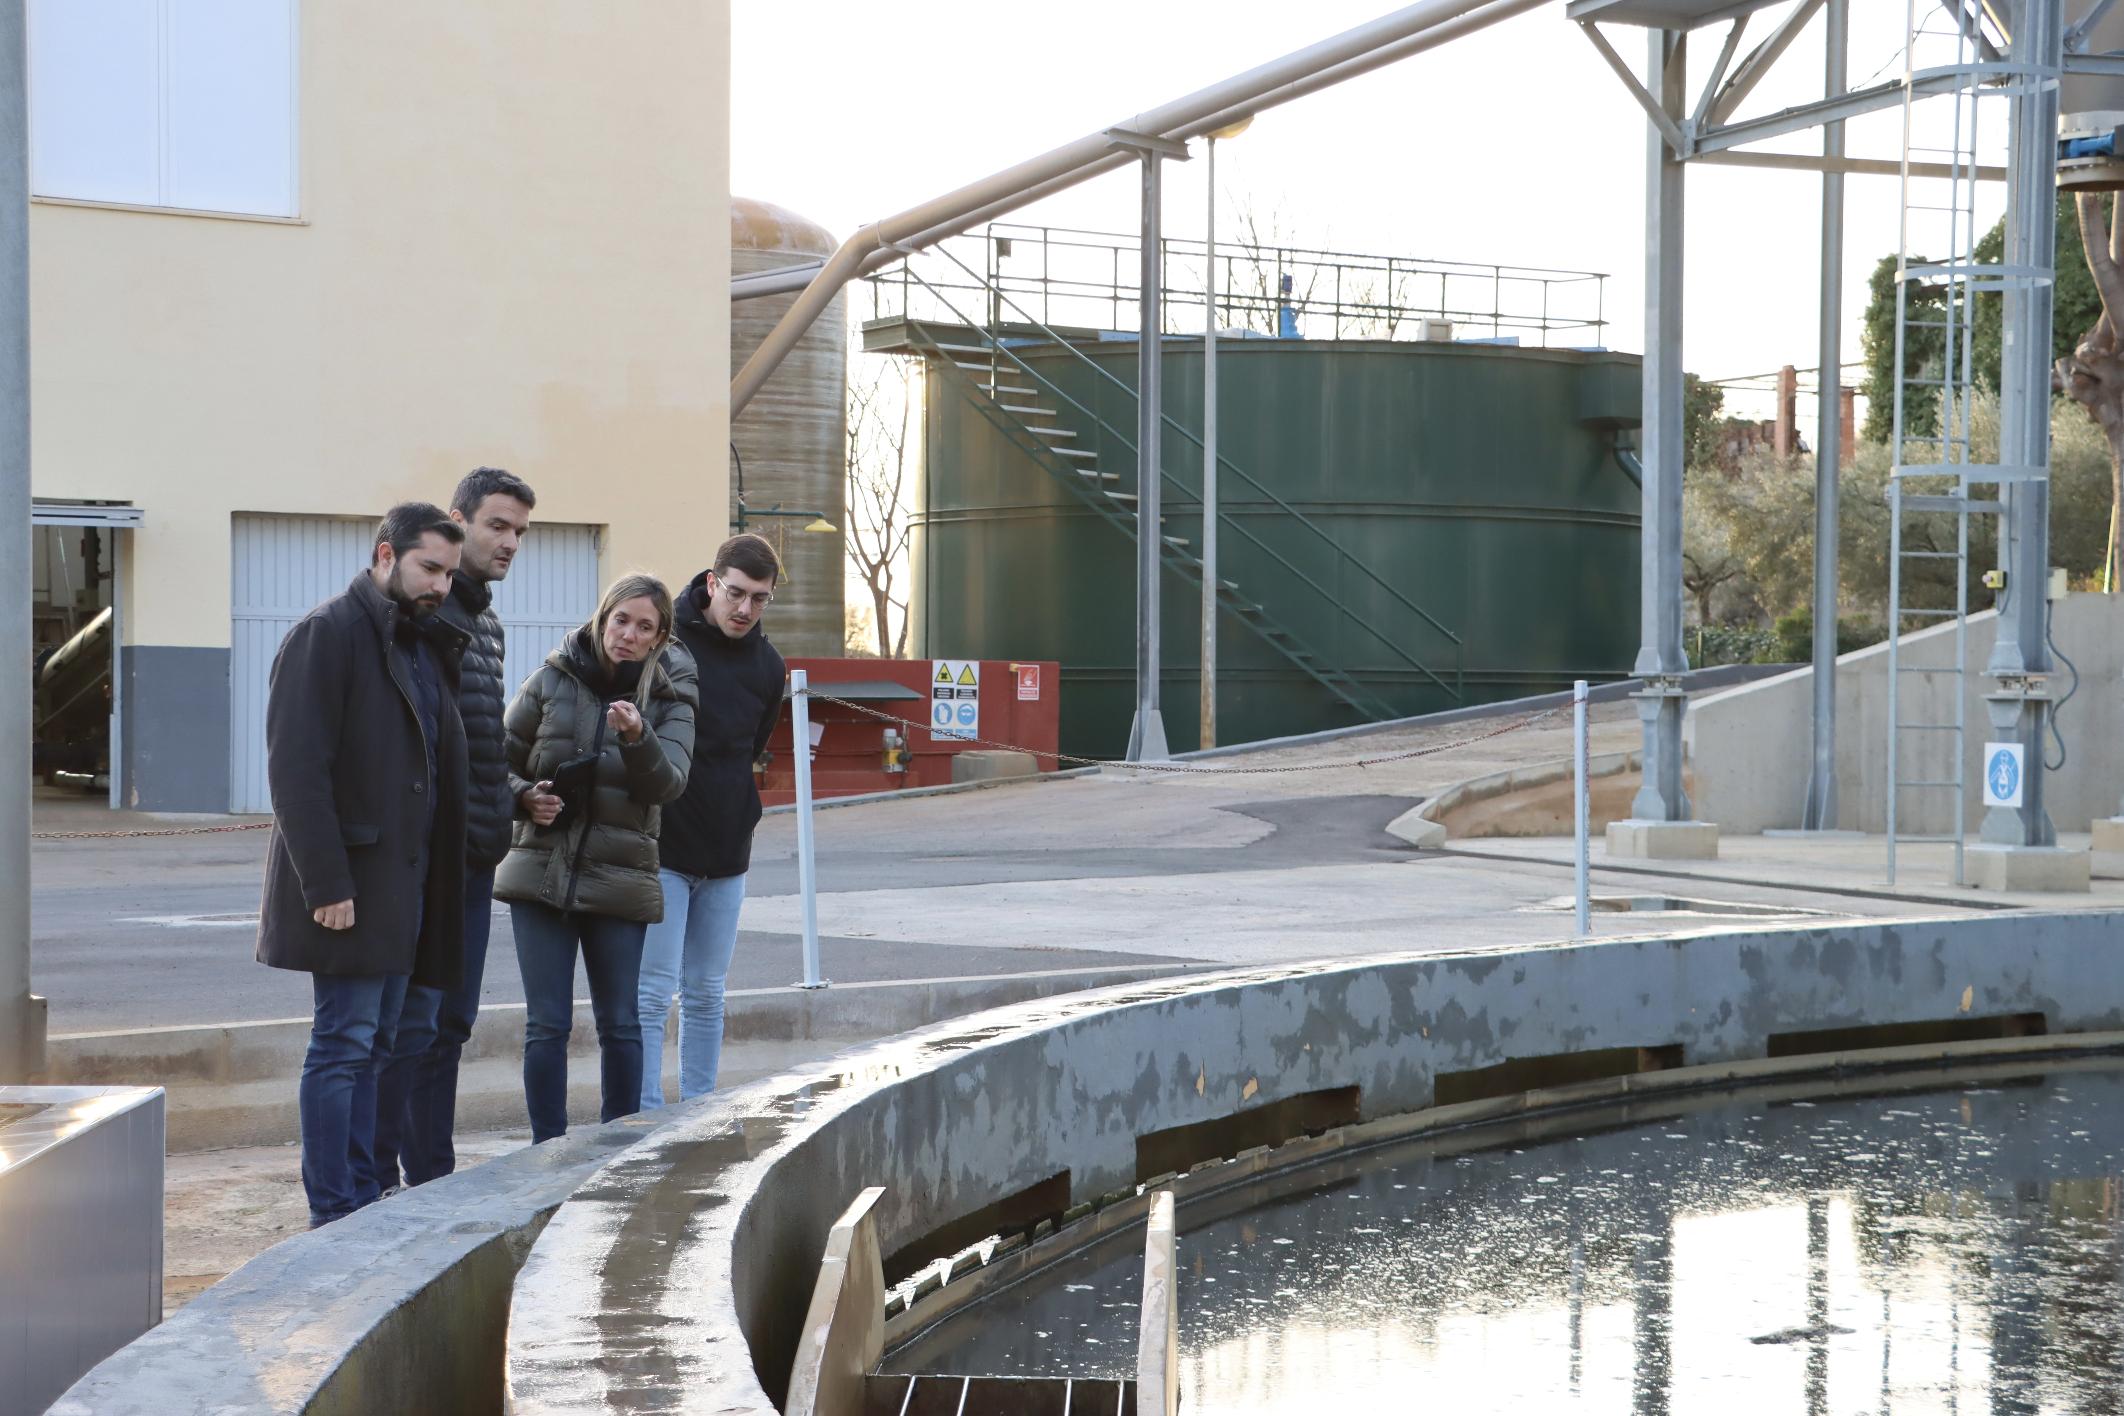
729, 0, 1546, 401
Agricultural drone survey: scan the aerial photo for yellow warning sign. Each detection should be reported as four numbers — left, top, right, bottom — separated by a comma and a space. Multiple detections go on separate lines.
930, 660, 980, 742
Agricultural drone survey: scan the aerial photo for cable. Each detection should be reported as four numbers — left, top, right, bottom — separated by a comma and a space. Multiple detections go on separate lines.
2044, 592, 2079, 771
800, 689, 1565, 775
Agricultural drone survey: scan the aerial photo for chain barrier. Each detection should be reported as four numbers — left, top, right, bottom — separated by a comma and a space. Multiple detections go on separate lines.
32, 696, 1563, 839
32, 821, 273, 841
800, 689, 1566, 775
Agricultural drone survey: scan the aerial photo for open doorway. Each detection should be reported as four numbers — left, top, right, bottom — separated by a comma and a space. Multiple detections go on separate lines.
31, 503, 136, 809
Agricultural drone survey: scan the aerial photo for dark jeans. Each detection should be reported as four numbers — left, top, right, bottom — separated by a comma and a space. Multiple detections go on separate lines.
375, 866, 495, 1188
299, 971, 410, 1227
510, 900, 646, 1142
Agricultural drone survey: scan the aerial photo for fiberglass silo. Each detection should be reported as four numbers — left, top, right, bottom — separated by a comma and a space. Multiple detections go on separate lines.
906, 335, 1642, 758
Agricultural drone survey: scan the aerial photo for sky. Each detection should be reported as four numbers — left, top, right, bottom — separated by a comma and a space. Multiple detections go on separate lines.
733, 1, 2013, 442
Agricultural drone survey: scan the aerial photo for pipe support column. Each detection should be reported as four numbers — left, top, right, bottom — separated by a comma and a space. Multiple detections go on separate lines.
1980, 0, 2060, 851
1614, 26, 1715, 859
0, 0, 33, 1080
1803, 0, 1848, 830
1128, 150, 1172, 762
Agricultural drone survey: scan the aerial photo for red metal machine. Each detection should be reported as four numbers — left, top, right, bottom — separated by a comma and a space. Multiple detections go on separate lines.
757, 657, 1061, 804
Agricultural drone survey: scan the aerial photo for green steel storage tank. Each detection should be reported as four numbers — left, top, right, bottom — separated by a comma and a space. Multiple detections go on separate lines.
906, 333, 1642, 759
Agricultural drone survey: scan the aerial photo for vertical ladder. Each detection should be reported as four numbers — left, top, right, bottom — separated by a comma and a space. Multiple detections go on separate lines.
1883, 0, 2039, 886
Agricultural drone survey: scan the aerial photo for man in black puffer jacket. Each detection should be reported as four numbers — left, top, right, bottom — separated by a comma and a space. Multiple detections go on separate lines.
376, 467, 536, 1188
636, 533, 787, 1108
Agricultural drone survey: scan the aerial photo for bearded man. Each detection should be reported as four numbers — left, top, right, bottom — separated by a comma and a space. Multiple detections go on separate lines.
254, 501, 470, 1228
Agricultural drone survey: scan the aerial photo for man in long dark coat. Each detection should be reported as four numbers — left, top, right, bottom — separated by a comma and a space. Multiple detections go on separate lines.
255, 501, 470, 1227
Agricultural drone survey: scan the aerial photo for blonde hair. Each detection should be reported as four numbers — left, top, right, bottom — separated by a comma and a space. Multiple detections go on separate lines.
591, 572, 675, 709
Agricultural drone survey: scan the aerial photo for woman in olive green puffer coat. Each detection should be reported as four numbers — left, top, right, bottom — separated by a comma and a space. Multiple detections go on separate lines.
496, 574, 698, 1140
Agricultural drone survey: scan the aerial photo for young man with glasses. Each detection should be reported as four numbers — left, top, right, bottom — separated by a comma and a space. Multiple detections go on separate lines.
636, 533, 787, 1106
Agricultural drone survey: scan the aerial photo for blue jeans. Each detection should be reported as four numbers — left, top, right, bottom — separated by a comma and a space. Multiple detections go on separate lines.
299, 971, 410, 1227
511, 900, 646, 1142
374, 866, 495, 1188
636, 870, 747, 1109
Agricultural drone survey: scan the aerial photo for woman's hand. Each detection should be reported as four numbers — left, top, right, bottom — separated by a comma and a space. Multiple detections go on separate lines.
607, 700, 644, 744
520, 779, 563, 826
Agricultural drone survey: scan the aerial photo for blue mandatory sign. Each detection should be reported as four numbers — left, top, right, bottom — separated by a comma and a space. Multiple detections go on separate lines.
1987, 747, 2020, 803
956, 702, 978, 727
932, 701, 953, 727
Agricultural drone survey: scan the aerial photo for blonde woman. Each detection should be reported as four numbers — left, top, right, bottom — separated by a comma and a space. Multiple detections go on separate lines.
496, 574, 697, 1140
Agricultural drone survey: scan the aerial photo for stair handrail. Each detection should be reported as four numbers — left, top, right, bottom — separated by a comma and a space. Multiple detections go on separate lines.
894, 264, 1460, 699
925, 241, 1464, 656
903, 321, 1399, 719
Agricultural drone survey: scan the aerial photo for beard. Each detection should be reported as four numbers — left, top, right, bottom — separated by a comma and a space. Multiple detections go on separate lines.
386, 562, 444, 615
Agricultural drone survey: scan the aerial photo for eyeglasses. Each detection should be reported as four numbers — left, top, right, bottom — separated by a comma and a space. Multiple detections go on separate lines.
719, 582, 774, 611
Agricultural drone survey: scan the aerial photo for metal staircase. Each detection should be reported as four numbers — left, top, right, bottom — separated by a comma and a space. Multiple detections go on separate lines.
873, 250, 1464, 725
1883, 0, 2038, 885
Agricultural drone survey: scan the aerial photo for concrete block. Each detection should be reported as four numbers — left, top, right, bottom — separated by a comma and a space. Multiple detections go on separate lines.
2092, 817, 2124, 855
1965, 844, 2091, 893
951, 751, 1037, 785
1385, 805, 1447, 849
1604, 819, 1720, 860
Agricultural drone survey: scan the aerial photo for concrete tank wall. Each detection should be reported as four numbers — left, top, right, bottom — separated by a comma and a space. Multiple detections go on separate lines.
732, 198, 846, 656
1689, 592, 2124, 834
502, 910, 2124, 1412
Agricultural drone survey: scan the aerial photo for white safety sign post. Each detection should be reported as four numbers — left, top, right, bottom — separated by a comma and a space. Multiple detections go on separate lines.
931, 659, 981, 741
790, 669, 826, 989
1982, 741, 2025, 811
1574, 680, 1590, 938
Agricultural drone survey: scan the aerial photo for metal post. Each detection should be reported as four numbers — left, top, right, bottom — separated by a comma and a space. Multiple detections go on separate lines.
0, 0, 31, 1081
1803, 0, 1849, 831
1200, 136, 1219, 752
1574, 679, 1590, 936
1128, 150, 1172, 762
1982, 0, 2060, 851
790, 670, 827, 989
1627, 28, 1696, 831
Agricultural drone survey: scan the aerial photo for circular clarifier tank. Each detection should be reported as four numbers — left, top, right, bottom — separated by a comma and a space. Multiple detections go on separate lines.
884, 1061, 2124, 1411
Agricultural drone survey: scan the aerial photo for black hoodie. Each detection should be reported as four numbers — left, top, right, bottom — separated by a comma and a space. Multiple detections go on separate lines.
659, 570, 787, 879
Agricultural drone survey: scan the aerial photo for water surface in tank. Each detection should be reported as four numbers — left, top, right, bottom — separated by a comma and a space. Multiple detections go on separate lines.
886, 1063, 2124, 1412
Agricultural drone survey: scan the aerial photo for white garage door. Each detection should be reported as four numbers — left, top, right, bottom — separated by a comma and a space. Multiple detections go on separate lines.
229, 513, 602, 814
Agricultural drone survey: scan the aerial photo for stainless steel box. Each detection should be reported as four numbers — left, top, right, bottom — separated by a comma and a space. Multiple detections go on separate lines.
1, 1086, 164, 1415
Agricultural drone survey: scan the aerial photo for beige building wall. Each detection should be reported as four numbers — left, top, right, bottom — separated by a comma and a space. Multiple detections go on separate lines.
27, 1, 730, 809
31, 0, 732, 649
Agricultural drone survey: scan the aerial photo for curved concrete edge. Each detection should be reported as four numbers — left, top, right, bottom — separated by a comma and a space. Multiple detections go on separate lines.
1385, 747, 1642, 847
50, 1114, 656, 1416
502, 908, 2124, 1413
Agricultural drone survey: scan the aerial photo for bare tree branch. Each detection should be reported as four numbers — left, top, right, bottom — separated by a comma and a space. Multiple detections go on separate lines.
845, 347, 919, 653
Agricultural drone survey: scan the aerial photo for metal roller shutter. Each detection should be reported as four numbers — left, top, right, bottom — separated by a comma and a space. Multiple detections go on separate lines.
228, 513, 601, 814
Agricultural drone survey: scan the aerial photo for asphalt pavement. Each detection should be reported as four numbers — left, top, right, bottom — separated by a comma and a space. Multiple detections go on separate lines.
29, 700, 2013, 1036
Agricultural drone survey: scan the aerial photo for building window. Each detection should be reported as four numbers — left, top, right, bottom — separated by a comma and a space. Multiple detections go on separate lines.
30, 0, 298, 219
